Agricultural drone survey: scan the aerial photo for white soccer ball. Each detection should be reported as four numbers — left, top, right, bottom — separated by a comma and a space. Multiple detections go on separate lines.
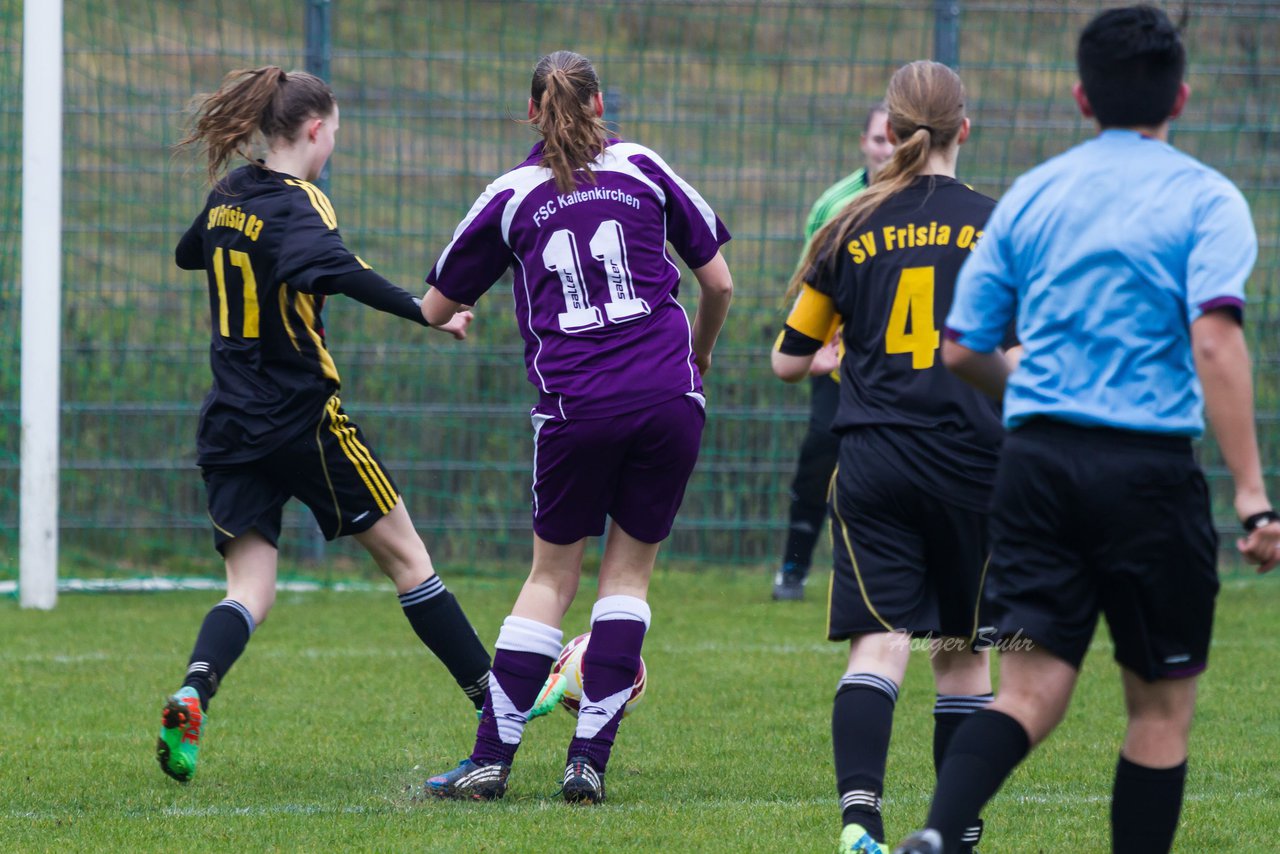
548, 631, 647, 718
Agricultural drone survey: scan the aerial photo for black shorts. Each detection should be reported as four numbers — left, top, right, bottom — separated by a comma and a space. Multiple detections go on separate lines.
202, 394, 400, 554
986, 419, 1219, 681
828, 428, 991, 641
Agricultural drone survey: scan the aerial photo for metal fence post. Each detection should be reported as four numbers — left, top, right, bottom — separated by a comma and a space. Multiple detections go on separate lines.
303, 0, 332, 563
935, 0, 960, 68
306, 0, 332, 190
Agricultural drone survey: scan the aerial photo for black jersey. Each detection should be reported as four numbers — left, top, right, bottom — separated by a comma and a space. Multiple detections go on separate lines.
176, 164, 367, 465
780, 176, 1007, 510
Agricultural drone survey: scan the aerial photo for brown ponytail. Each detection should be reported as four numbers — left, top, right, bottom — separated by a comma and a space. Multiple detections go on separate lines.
527, 51, 610, 194
786, 61, 968, 299
177, 66, 336, 185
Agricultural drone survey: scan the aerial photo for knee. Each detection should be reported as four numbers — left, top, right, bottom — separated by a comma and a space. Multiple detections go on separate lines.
1126, 698, 1194, 746
991, 688, 1068, 746
845, 632, 912, 682
229, 589, 274, 627
1124, 713, 1192, 767
527, 563, 581, 600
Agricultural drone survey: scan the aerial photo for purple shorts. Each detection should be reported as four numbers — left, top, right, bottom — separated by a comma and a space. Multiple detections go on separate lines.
531, 394, 706, 545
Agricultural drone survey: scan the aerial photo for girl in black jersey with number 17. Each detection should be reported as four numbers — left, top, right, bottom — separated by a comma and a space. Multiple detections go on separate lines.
157, 66, 491, 783
772, 61, 1019, 854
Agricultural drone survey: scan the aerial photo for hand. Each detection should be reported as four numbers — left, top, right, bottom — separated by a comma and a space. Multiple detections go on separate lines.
694, 351, 712, 375
1236, 499, 1280, 572
435, 309, 473, 341
1236, 519, 1280, 574
809, 339, 840, 375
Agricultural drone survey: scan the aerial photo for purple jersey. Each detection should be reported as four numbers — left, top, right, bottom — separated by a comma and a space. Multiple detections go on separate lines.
427, 140, 730, 419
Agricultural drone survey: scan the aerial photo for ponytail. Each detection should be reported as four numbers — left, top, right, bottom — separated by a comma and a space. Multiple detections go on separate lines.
786, 61, 967, 300
178, 66, 336, 185
527, 51, 609, 194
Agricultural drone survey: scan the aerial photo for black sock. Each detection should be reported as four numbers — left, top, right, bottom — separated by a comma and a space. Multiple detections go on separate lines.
926, 709, 1030, 852
399, 576, 491, 709
782, 526, 819, 573
783, 493, 827, 570
933, 693, 993, 853
1112, 755, 1186, 853
183, 599, 254, 711
833, 672, 899, 842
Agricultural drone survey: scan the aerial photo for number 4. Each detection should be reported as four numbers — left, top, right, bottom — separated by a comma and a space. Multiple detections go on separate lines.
885, 266, 939, 369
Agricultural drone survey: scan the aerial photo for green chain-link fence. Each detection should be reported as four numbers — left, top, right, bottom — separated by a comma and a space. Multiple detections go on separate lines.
1, 0, 1276, 582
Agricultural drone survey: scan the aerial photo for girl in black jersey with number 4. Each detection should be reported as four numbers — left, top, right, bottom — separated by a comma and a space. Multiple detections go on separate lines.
157, 66, 491, 783
772, 61, 1018, 854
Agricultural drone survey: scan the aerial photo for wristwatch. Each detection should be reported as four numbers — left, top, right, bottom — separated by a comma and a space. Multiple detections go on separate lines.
1242, 510, 1280, 533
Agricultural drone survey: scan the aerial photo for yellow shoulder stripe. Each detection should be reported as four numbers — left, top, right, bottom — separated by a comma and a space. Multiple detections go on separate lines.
784, 284, 840, 343
284, 178, 339, 230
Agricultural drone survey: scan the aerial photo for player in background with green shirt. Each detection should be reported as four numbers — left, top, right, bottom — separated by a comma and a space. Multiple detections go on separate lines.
772, 105, 892, 601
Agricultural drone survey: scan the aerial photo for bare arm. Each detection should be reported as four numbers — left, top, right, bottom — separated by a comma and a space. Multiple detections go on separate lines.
1192, 309, 1280, 572
689, 252, 734, 375
420, 287, 474, 340
941, 339, 1011, 399
772, 282, 840, 383
771, 349, 813, 383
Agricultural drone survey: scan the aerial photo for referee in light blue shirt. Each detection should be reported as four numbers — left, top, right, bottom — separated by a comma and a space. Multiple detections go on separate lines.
893, 7, 1280, 854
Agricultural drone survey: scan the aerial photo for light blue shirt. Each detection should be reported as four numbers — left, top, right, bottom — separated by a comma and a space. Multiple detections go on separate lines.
946, 130, 1257, 436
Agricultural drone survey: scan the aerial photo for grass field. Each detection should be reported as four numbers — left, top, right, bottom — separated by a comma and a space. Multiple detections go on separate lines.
1, 569, 1277, 853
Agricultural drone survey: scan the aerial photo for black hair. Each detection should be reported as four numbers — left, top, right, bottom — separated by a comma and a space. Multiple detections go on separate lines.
1077, 4, 1185, 128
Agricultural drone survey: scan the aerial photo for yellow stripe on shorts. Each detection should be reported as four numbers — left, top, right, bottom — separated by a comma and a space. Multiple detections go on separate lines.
325, 396, 398, 514
829, 463, 896, 634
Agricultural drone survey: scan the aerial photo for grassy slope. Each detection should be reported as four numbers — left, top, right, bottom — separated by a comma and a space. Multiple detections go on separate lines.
0, 571, 1276, 852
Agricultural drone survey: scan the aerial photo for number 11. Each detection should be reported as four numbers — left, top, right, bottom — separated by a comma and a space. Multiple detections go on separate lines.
543, 220, 651, 333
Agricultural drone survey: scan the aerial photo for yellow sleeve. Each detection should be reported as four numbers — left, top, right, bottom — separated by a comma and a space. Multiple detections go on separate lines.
781, 284, 840, 345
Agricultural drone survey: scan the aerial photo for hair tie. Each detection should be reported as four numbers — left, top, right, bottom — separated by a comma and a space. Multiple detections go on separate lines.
916, 124, 934, 135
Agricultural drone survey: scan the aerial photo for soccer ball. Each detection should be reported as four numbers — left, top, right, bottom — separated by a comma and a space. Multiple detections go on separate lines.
540, 631, 647, 718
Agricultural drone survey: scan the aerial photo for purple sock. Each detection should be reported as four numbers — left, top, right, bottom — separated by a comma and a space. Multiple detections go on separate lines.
471, 617, 561, 765
568, 597, 649, 772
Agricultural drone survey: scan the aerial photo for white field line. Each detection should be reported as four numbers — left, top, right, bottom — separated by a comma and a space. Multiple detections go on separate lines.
0, 787, 1265, 822
0, 577, 388, 595
10, 634, 1280, 666
1, 576, 1270, 597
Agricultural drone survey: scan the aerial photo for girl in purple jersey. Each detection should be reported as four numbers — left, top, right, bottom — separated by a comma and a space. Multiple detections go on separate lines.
422, 50, 734, 804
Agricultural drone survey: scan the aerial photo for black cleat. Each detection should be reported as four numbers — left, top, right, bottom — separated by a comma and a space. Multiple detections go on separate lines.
561, 755, 606, 804
771, 568, 807, 601
425, 758, 510, 801
892, 829, 943, 854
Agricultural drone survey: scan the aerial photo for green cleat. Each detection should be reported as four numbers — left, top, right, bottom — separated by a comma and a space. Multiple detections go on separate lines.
839, 823, 889, 854
156, 686, 203, 782
527, 672, 568, 720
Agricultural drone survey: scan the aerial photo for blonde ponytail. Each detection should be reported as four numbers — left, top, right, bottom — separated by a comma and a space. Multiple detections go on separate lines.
786, 61, 967, 299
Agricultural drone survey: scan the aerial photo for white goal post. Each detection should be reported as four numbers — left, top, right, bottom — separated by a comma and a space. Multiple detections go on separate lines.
20, 0, 64, 609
